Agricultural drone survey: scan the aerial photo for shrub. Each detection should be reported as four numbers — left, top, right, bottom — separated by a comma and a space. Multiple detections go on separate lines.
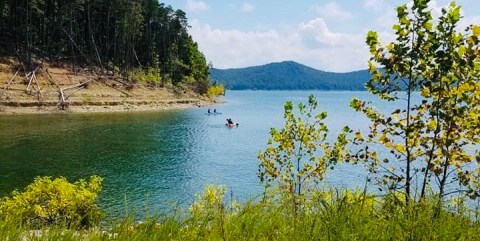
207, 85, 225, 97
131, 68, 161, 85
0, 176, 103, 229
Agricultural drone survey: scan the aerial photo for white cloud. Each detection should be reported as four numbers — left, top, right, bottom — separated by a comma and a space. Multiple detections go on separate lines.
186, 0, 209, 12
376, 8, 397, 30
299, 18, 342, 46
428, 0, 480, 31
364, 0, 386, 12
188, 19, 369, 72
428, 0, 448, 20
314, 2, 353, 20
183, 0, 479, 72
242, 3, 255, 13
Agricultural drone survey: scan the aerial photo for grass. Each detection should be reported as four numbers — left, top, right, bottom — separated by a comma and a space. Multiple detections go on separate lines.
1, 186, 480, 240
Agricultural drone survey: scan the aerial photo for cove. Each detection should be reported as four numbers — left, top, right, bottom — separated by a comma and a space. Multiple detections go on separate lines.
0, 91, 384, 217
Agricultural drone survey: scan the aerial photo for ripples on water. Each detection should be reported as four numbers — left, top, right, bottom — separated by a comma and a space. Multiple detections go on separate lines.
0, 91, 398, 217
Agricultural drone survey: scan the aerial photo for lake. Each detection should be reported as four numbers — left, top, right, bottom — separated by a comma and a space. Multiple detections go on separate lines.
0, 91, 390, 217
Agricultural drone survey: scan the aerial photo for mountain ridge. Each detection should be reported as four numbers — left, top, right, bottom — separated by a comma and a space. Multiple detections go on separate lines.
209, 61, 371, 90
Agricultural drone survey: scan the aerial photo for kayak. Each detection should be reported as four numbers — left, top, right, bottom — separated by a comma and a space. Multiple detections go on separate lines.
225, 122, 239, 127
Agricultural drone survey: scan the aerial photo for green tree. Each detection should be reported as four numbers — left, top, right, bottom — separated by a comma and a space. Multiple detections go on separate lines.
258, 95, 349, 201
350, 0, 480, 204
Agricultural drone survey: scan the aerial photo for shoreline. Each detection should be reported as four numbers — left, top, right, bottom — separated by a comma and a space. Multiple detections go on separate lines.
0, 58, 222, 116
0, 98, 220, 115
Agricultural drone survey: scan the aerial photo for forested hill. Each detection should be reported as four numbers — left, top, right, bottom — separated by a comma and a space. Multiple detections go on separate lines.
209, 61, 371, 90
0, 1, 209, 92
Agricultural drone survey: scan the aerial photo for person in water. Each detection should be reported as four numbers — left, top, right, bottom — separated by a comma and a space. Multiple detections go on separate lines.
227, 118, 234, 124
207, 109, 211, 114
213, 109, 217, 114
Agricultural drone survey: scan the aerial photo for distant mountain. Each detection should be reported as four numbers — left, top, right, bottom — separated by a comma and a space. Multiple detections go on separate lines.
209, 61, 371, 90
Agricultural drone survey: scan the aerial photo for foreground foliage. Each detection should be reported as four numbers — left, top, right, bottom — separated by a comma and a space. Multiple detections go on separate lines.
258, 95, 348, 199
351, 0, 480, 203
1, 185, 480, 240
0, 176, 103, 229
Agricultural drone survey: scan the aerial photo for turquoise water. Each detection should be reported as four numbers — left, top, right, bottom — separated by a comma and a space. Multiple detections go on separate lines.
0, 91, 385, 216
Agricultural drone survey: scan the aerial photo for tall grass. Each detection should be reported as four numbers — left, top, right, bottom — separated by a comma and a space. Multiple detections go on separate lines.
1, 185, 479, 240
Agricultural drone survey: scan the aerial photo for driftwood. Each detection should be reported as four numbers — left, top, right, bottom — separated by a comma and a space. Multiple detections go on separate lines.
46, 68, 68, 109
24, 72, 32, 85
112, 77, 129, 86
25, 66, 39, 93
45, 68, 60, 87
5, 69, 19, 89
55, 80, 93, 109
58, 88, 67, 109
0, 69, 20, 99
108, 83, 132, 97
33, 73, 43, 103
33, 73, 41, 92
62, 80, 92, 92
65, 86, 85, 100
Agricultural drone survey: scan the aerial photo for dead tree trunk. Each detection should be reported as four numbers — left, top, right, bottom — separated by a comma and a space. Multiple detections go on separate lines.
0, 69, 20, 100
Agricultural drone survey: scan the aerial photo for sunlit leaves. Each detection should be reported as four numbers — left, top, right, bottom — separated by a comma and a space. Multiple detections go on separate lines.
258, 95, 349, 198
356, 0, 480, 203
473, 25, 480, 37
448, 2, 461, 22
0, 176, 103, 229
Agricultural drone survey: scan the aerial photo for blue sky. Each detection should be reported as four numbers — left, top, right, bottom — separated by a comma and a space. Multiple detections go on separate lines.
160, 0, 480, 72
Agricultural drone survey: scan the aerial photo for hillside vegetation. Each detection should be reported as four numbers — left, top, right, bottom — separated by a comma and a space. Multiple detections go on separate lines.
0, 58, 210, 114
209, 61, 371, 90
0, 1, 217, 113
0, 1, 210, 90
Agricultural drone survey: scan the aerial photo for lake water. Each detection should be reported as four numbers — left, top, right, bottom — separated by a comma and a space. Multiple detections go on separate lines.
0, 91, 390, 216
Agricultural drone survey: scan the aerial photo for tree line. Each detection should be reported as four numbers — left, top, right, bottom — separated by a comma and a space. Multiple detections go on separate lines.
0, 0, 209, 92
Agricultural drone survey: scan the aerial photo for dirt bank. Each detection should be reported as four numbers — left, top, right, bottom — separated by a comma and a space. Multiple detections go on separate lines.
0, 58, 217, 115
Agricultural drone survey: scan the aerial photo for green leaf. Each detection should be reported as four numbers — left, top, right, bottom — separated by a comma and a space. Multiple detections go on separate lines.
366, 31, 379, 46
400, 16, 410, 26
458, 46, 466, 57
350, 98, 358, 109
368, 61, 377, 73
284, 101, 293, 112
424, 22, 433, 30
453, 33, 463, 44
396, 5, 408, 19
387, 43, 394, 51
449, 3, 461, 22
392, 24, 401, 32
316, 112, 327, 120
473, 25, 480, 37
